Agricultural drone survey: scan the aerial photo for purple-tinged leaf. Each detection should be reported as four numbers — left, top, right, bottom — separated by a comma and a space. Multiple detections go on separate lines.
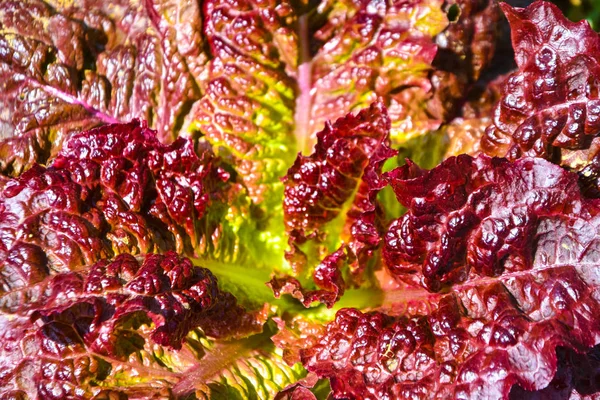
384, 155, 584, 290
0, 121, 237, 292
510, 345, 600, 399
482, 1, 600, 161
290, 154, 600, 399
0, 252, 271, 399
0, 0, 204, 174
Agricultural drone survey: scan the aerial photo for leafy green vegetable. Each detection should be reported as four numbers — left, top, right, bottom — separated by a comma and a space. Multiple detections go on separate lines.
5, 0, 600, 399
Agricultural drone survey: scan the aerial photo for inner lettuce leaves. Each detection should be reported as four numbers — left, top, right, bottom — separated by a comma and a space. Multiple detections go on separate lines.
269, 102, 396, 307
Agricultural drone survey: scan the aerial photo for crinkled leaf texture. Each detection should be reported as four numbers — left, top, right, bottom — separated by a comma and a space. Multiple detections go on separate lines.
482, 1, 600, 161
294, 155, 600, 399
0, 0, 577, 399
181, 0, 497, 201
0, 0, 204, 173
0, 120, 249, 293
269, 102, 396, 307
0, 0, 500, 207
510, 345, 600, 399
0, 252, 304, 399
0, 120, 308, 399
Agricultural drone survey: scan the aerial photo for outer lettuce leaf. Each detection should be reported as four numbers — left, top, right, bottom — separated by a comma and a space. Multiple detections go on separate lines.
0, 119, 286, 315
52, 120, 235, 258
0, 252, 302, 399
482, 1, 600, 161
384, 155, 590, 290
0, 0, 203, 174
269, 103, 396, 307
0, 121, 241, 290
510, 345, 600, 399
286, 155, 600, 399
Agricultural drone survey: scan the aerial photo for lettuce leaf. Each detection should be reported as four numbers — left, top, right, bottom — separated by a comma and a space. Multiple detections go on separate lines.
0, 0, 204, 174
294, 154, 600, 399
0, 252, 305, 399
0, 120, 246, 285
268, 102, 395, 307
482, 1, 600, 161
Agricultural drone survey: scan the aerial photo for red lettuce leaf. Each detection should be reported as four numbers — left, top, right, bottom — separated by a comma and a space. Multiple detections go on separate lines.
384, 154, 589, 290
182, 0, 299, 204
52, 120, 232, 256
301, 0, 450, 147
33, 252, 262, 350
293, 154, 600, 399
0, 252, 265, 398
0, 0, 203, 174
482, 1, 600, 161
0, 120, 237, 292
269, 102, 396, 307
510, 345, 600, 399
274, 373, 320, 400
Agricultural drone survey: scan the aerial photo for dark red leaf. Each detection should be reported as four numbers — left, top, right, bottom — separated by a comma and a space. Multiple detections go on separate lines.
482, 1, 600, 161
0, 120, 234, 292
0, 252, 264, 398
271, 102, 396, 307
298, 155, 600, 399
